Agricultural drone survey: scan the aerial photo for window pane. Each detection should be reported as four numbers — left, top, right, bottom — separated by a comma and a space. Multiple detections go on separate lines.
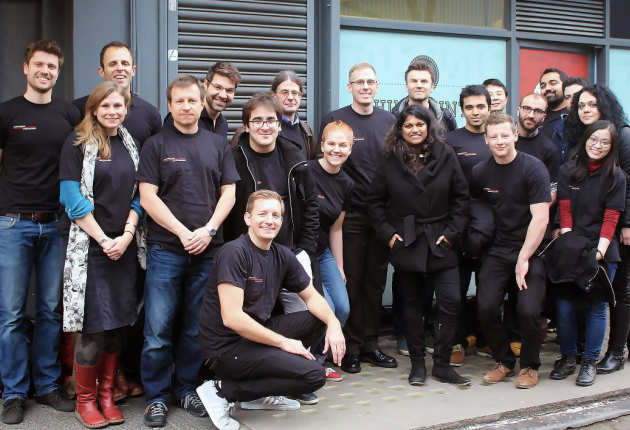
341, 0, 507, 29
611, 0, 630, 39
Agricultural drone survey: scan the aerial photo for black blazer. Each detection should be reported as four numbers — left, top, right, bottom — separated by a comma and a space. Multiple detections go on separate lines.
368, 142, 469, 273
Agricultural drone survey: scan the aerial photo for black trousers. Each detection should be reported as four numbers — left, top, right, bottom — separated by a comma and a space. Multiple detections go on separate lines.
607, 244, 630, 354
392, 270, 435, 339
397, 266, 460, 367
342, 211, 389, 356
212, 311, 325, 402
455, 257, 480, 346
478, 254, 546, 370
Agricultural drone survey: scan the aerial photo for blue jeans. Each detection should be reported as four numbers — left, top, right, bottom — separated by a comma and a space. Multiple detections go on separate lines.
318, 248, 349, 326
141, 244, 213, 404
556, 263, 617, 361
0, 216, 63, 401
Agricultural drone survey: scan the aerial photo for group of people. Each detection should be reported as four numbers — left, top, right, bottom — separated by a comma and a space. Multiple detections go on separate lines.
1, 38, 630, 430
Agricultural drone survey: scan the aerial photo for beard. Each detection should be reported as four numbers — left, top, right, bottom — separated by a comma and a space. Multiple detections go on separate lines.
546, 93, 564, 110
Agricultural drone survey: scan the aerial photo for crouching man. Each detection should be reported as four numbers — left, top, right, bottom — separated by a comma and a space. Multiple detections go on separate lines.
197, 190, 345, 430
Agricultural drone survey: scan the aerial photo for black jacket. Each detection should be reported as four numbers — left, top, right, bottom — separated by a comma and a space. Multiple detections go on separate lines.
368, 142, 469, 273
391, 96, 457, 133
224, 133, 319, 255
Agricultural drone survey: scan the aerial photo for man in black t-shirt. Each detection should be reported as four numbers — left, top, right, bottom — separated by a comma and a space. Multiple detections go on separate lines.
540, 68, 569, 141
137, 75, 239, 427
0, 40, 79, 425
73, 41, 161, 146
472, 112, 551, 389
196, 190, 345, 429
320, 62, 397, 374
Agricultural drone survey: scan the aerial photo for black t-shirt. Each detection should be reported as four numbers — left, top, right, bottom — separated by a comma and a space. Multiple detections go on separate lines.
516, 129, 561, 186
199, 234, 310, 357
0, 96, 81, 213
541, 107, 567, 141
320, 106, 395, 212
164, 108, 228, 141
280, 119, 308, 161
307, 160, 354, 254
136, 124, 240, 254
446, 127, 491, 185
243, 145, 292, 247
60, 133, 138, 235
74, 94, 161, 147
472, 152, 551, 256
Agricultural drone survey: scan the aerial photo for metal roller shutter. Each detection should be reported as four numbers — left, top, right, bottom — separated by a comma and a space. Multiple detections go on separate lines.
177, 0, 308, 135
515, 0, 605, 38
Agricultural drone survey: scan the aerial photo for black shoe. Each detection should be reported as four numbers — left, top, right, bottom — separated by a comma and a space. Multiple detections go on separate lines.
408, 360, 426, 386
358, 350, 398, 368
179, 392, 208, 417
576, 360, 597, 386
550, 356, 577, 380
596, 352, 625, 374
35, 388, 74, 412
340, 355, 361, 373
144, 401, 168, 427
289, 392, 319, 405
1, 398, 24, 425
432, 365, 471, 387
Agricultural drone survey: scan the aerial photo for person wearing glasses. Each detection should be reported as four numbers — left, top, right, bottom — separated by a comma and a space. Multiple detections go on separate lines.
319, 63, 397, 375
551, 76, 589, 163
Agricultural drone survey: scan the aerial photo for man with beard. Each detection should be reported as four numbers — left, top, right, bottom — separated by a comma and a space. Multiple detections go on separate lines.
539, 68, 568, 141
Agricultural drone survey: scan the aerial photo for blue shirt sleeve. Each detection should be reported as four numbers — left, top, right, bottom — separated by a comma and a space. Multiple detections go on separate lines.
130, 189, 144, 218
60, 180, 93, 220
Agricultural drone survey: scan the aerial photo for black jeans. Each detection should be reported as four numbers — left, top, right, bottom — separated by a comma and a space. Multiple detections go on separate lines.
212, 311, 325, 402
455, 257, 480, 346
478, 254, 546, 370
342, 211, 389, 356
397, 266, 460, 367
608, 244, 630, 354
392, 270, 435, 340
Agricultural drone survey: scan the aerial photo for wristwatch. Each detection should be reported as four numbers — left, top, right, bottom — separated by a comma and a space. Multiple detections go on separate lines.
206, 225, 217, 237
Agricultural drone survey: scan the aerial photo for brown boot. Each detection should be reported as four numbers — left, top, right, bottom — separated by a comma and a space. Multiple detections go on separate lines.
75, 362, 108, 429
98, 354, 125, 425
115, 369, 144, 399
515, 367, 539, 389
483, 364, 515, 384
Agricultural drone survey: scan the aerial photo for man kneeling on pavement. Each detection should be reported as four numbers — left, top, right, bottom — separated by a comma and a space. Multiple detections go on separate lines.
197, 190, 346, 430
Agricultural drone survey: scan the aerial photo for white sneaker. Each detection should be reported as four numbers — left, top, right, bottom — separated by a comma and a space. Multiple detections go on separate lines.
239, 396, 300, 411
196, 380, 240, 430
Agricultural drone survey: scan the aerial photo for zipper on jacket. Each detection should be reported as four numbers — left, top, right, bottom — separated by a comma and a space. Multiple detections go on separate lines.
287, 160, 308, 251
239, 146, 257, 191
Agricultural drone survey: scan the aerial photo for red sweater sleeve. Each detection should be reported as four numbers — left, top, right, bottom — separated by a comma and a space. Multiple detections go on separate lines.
600, 209, 621, 241
558, 199, 572, 230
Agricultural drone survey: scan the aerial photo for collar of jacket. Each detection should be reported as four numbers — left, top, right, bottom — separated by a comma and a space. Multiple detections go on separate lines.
393, 96, 445, 123
236, 132, 307, 169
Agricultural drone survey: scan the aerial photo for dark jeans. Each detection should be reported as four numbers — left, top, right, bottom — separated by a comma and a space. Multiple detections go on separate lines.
607, 245, 630, 355
397, 266, 460, 367
342, 212, 388, 356
478, 254, 546, 370
212, 311, 325, 402
455, 257, 480, 346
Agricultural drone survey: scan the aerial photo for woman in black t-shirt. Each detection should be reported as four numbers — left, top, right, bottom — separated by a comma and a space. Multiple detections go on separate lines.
59, 81, 143, 428
553, 120, 626, 386
368, 105, 470, 387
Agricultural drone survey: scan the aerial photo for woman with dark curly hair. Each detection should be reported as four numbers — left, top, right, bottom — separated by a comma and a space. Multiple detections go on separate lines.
367, 105, 470, 387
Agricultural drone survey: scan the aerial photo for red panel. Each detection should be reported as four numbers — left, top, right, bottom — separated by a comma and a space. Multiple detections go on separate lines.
519, 48, 589, 101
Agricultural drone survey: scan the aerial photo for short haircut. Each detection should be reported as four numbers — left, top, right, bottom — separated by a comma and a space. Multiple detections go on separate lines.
321, 120, 354, 142
271, 70, 304, 94
242, 93, 283, 124
539, 67, 568, 83
246, 189, 285, 216
519, 92, 547, 108
166, 74, 204, 103
486, 111, 517, 133
24, 40, 63, 68
405, 59, 436, 84
205, 62, 242, 87
99, 41, 133, 68
348, 62, 376, 82
482, 78, 508, 97
563, 76, 589, 92
459, 85, 491, 109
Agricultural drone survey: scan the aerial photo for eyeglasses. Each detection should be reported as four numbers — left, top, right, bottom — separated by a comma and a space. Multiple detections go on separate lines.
249, 118, 279, 128
210, 82, 235, 95
519, 106, 546, 116
278, 89, 301, 98
587, 135, 611, 148
350, 79, 378, 87
578, 101, 598, 110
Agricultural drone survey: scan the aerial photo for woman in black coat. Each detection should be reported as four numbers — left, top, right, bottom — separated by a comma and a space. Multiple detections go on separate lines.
368, 104, 470, 386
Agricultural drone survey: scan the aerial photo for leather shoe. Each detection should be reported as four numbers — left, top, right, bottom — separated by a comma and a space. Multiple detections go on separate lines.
432, 365, 471, 387
550, 356, 576, 380
408, 360, 426, 386
596, 353, 625, 374
576, 360, 597, 386
340, 355, 361, 374
359, 350, 397, 368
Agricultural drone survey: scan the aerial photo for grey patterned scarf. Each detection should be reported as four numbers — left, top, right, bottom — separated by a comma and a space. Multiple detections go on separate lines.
63, 125, 145, 332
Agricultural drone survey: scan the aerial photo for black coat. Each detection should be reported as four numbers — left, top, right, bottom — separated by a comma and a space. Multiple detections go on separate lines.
223, 133, 319, 255
368, 142, 469, 273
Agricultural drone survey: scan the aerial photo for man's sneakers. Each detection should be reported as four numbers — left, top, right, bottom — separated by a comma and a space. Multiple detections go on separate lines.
1, 398, 25, 425
450, 344, 465, 366
143, 401, 168, 428
483, 364, 515, 384
179, 392, 208, 417
196, 380, 239, 430
239, 395, 300, 411
397, 338, 409, 356
515, 367, 539, 389
289, 393, 319, 405
35, 388, 75, 412
325, 367, 343, 382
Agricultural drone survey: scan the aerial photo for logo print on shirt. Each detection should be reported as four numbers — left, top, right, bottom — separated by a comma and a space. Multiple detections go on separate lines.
12, 125, 37, 131
247, 276, 264, 283
353, 137, 366, 144
317, 194, 326, 199
96, 157, 111, 162
569, 185, 580, 191
162, 157, 187, 162
457, 151, 478, 157
484, 187, 499, 193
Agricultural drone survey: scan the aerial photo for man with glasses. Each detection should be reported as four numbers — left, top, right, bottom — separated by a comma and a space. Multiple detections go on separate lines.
539, 68, 568, 141
320, 62, 397, 374
483, 78, 509, 113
